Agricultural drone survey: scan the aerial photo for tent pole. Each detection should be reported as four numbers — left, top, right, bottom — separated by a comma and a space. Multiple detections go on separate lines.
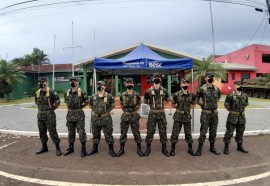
191, 68, 194, 132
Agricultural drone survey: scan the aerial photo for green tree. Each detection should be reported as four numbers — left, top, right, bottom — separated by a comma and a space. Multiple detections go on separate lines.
0, 60, 26, 101
11, 48, 50, 66
186, 57, 227, 87
31, 48, 50, 65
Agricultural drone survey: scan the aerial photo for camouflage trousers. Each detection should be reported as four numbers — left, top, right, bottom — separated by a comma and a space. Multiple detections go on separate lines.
171, 120, 193, 144
92, 115, 114, 145
198, 112, 218, 144
37, 111, 60, 144
120, 116, 142, 144
223, 122, 245, 144
66, 120, 87, 143
145, 111, 167, 144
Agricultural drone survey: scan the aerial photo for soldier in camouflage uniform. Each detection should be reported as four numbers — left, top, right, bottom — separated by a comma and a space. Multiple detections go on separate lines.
63, 77, 89, 157
223, 81, 249, 154
170, 79, 196, 156
144, 73, 170, 157
195, 73, 221, 156
117, 78, 144, 157
88, 81, 118, 157
35, 78, 62, 156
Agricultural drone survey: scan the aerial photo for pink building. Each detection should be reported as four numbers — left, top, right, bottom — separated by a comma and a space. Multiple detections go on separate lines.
213, 44, 270, 94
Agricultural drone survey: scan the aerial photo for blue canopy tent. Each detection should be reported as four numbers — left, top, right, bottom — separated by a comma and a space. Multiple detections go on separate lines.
94, 44, 193, 75
93, 44, 194, 94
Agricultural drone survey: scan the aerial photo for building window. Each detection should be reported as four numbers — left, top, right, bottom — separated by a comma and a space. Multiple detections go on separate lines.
241, 73, 250, 81
172, 74, 179, 82
55, 76, 69, 82
146, 75, 152, 84
231, 73, 235, 80
262, 54, 270, 63
221, 73, 228, 83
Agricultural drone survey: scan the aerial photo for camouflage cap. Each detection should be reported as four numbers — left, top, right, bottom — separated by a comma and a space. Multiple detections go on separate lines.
153, 73, 161, 78
234, 81, 243, 85
206, 73, 214, 78
125, 78, 133, 83
69, 77, 79, 81
97, 80, 106, 85
38, 78, 47, 82
180, 79, 190, 83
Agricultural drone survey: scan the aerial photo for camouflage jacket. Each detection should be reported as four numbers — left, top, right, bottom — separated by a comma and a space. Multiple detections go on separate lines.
64, 88, 88, 122
196, 84, 221, 110
120, 90, 141, 112
172, 90, 196, 122
89, 92, 115, 115
35, 87, 60, 111
224, 91, 249, 112
224, 91, 248, 125
144, 86, 170, 110
64, 88, 89, 110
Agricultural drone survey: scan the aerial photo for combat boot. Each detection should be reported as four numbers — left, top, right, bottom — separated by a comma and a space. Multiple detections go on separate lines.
223, 143, 229, 155
87, 143, 98, 156
195, 143, 203, 156
55, 143, 62, 156
117, 143, 125, 156
170, 143, 176, 156
162, 143, 170, 157
108, 144, 118, 157
210, 142, 220, 155
36, 142, 48, 154
63, 142, 74, 156
237, 143, 248, 153
137, 143, 144, 157
144, 143, 151, 156
188, 143, 196, 156
81, 142, 87, 157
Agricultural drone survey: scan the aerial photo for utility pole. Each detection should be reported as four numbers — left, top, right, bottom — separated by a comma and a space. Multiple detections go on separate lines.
209, 0, 216, 62
52, 35, 56, 89
266, 0, 270, 24
256, 0, 270, 24
63, 21, 82, 77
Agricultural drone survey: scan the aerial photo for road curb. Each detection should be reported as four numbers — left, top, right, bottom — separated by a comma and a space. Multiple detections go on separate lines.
1, 129, 270, 139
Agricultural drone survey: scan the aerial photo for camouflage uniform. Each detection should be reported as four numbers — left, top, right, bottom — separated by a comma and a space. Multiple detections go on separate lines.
89, 92, 115, 145
64, 88, 88, 143
120, 90, 142, 144
171, 90, 196, 144
144, 86, 170, 144
196, 84, 221, 143
223, 91, 249, 144
35, 87, 61, 144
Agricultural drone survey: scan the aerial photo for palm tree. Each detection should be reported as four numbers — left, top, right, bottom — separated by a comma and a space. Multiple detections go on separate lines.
186, 57, 227, 87
31, 48, 50, 65
11, 48, 50, 66
0, 60, 26, 101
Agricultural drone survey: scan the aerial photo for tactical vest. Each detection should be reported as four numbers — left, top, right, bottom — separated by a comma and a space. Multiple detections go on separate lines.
36, 87, 51, 108
66, 88, 82, 108
150, 86, 164, 109
122, 91, 137, 107
231, 91, 247, 112
66, 88, 82, 97
201, 84, 219, 109
93, 92, 108, 112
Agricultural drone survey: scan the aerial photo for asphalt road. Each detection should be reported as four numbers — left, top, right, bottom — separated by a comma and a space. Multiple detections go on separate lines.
0, 133, 270, 185
0, 102, 270, 135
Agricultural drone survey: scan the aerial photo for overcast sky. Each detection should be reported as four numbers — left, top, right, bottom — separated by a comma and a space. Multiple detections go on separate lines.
0, 0, 269, 64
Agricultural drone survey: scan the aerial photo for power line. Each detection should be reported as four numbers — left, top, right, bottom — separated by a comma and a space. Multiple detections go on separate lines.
0, 0, 266, 17
1, 0, 42, 10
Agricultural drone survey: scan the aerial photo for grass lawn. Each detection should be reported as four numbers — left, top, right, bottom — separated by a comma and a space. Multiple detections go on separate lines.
0, 97, 34, 105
